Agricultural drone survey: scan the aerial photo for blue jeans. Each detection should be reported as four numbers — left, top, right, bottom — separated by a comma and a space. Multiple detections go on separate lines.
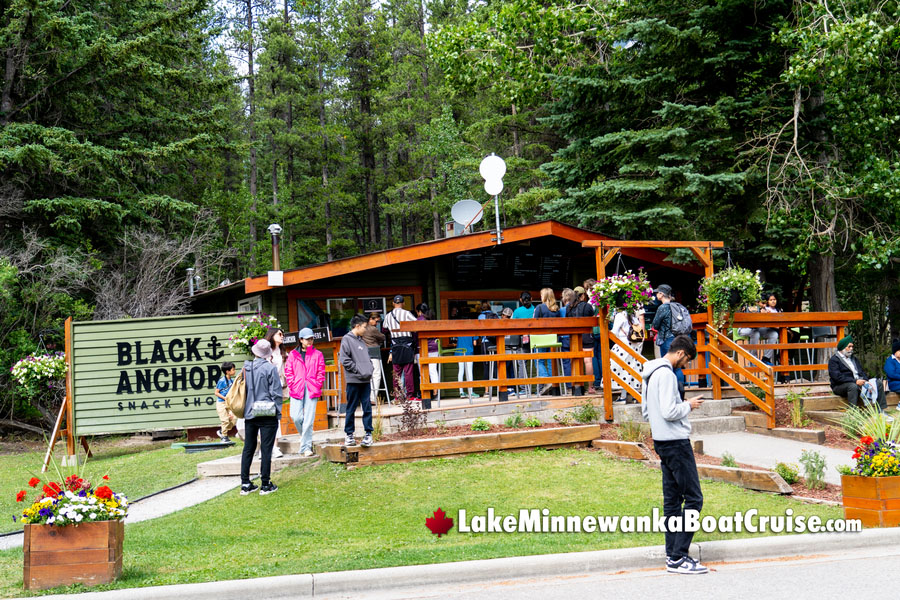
291, 389, 319, 453
592, 335, 602, 387
537, 347, 551, 378
561, 337, 572, 391
653, 438, 703, 560
658, 337, 686, 396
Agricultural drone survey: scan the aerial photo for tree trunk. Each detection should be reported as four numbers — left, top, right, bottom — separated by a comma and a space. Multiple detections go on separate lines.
808, 252, 840, 376
247, 0, 258, 272
271, 158, 278, 205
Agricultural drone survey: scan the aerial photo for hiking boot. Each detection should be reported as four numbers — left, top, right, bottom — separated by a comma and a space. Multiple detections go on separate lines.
259, 482, 278, 495
667, 556, 708, 574
345, 434, 356, 446
240, 482, 259, 496
361, 433, 374, 447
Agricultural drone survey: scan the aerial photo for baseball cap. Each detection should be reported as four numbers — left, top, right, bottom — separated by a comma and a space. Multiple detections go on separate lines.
573, 286, 585, 296
392, 295, 405, 304
654, 284, 673, 296
298, 327, 314, 339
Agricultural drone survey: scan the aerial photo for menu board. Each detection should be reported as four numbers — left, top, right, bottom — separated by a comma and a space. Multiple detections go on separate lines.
511, 252, 540, 286
454, 254, 484, 282
539, 254, 570, 289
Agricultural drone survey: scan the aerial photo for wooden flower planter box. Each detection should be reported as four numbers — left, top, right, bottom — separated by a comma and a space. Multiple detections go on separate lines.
24, 520, 124, 591
841, 475, 900, 528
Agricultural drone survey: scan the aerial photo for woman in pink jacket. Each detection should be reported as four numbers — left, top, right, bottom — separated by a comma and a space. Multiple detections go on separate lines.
284, 328, 326, 457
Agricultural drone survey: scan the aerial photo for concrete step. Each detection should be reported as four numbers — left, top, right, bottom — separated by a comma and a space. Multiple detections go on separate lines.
806, 410, 846, 426
613, 399, 732, 423
688, 415, 746, 435
197, 453, 317, 477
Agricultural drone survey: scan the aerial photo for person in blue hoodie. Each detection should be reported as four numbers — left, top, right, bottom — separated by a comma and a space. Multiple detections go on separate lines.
640, 335, 707, 575
885, 340, 900, 393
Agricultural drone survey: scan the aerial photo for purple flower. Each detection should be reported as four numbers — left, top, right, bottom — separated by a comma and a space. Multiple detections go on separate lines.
38, 508, 53, 518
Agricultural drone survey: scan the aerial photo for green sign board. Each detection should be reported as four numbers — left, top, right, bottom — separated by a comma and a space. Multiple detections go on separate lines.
71, 313, 251, 436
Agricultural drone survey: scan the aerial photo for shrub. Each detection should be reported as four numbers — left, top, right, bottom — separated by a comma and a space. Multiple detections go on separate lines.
721, 452, 738, 468
840, 402, 900, 444
470, 417, 491, 431
396, 380, 426, 434
524, 416, 542, 428
433, 419, 449, 435
784, 388, 810, 428
799, 449, 827, 490
504, 406, 526, 428
572, 400, 599, 424
774, 462, 800, 484
552, 411, 575, 426
616, 420, 644, 442
745, 386, 764, 401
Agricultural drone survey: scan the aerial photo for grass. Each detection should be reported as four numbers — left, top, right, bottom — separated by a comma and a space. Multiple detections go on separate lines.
0, 438, 242, 534
0, 447, 844, 597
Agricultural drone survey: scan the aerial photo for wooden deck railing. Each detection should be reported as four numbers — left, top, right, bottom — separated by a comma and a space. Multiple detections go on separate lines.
400, 317, 598, 399
705, 326, 776, 428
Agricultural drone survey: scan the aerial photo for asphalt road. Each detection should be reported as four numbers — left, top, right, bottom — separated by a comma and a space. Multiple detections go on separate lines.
322, 545, 899, 600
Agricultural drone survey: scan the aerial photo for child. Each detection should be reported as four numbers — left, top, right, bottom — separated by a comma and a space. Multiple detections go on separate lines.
215, 361, 237, 440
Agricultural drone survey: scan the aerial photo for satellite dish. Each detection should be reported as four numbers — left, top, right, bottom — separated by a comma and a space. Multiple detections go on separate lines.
451, 199, 484, 229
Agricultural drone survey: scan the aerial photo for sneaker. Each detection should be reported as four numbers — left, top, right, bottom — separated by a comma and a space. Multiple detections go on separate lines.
240, 482, 259, 496
259, 482, 278, 495
272, 449, 284, 459
667, 556, 708, 574
469, 392, 480, 399
613, 397, 627, 405
216, 429, 230, 441
345, 435, 356, 446
507, 391, 518, 399
302, 449, 315, 457
459, 391, 469, 399
361, 433, 374, 447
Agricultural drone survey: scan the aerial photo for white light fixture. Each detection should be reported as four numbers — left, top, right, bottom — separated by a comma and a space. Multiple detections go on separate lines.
484, 178, 504, 196
479, 153, 507, 181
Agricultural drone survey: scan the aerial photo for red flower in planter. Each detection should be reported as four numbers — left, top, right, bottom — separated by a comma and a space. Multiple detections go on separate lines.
28, 477, 40, 488
860, 436, 874, 446
852, 452, 861, 459
42, 482, 62, 497
16, 490, 27, 502
94, 486, 113, 500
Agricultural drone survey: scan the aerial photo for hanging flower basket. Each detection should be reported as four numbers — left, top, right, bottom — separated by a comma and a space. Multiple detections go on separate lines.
697, 266, 762, 330
588, 269, 654, 314
10, 352, 67, 399
228, 313, 281, 356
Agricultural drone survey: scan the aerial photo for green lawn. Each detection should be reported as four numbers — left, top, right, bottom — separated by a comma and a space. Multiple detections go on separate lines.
0, 447, 845, 597
1, 438, 242, 534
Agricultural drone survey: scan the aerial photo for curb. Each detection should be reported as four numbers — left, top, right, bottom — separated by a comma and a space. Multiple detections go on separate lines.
35, 527, 900, 599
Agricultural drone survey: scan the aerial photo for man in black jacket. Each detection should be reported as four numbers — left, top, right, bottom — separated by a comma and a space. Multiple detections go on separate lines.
828, 335, 889, 416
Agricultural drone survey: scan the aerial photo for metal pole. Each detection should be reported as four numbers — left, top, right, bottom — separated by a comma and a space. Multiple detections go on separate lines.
187, 268, 195, 297
494, 193, 501, 245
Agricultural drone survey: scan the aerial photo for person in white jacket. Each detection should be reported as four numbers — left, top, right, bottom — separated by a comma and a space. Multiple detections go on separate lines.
641, 335, 707, 575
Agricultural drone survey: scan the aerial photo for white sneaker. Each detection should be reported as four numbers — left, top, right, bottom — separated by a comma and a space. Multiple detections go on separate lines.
666, 556, 708, 574
272, 449, 284, 459
302, 449, 314, 457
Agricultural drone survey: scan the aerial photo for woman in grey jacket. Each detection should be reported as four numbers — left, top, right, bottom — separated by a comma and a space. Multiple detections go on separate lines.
239, 339, 284, 496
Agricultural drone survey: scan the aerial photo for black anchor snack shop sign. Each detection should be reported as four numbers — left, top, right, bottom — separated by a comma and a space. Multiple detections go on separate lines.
70, 313, 250, 436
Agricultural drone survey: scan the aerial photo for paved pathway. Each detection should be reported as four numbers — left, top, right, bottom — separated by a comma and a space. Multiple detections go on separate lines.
0, 475, 242, 551
693, 431, 852, 485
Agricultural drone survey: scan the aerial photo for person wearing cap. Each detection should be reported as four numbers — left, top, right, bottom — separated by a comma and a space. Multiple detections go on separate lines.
651, 284, 686, 396
829, 335, 889, 415
239, 339, 284, 496
361, 313, 387, 405
340, 314, 376, 446
285, 328, 326, 457
885, 340, 900, 393
383, 295, 420, 405
566, 285, 596, 394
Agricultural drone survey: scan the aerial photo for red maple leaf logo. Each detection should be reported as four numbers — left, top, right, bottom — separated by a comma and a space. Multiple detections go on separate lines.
425, 508, 453, 537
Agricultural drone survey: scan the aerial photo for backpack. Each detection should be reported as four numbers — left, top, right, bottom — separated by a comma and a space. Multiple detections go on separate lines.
626, 315, 646, 344
224, 367, 247, 419
669, 302, 693, 336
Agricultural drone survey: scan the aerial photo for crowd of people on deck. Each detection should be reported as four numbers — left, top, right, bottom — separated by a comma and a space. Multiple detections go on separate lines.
211, 283, 899, 494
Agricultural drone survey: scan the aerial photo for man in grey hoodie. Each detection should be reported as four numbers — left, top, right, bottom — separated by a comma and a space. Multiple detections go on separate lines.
640, 335, 707, 574
340, 313, 375, 447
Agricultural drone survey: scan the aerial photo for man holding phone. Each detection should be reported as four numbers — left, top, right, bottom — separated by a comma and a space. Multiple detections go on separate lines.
641, 335, 708, 575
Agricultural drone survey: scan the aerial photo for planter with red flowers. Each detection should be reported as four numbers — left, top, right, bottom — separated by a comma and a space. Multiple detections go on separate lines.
15, 474, 128, 590
839, 406, 900, 528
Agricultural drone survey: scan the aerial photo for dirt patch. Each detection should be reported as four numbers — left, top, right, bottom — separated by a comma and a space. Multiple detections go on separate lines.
823, 426, 857, 450
789, 480, 842, 503
379, 422, 619, 442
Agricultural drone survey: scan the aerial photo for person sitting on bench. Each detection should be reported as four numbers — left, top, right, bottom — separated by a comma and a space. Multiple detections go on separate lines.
828, 335, 891, 419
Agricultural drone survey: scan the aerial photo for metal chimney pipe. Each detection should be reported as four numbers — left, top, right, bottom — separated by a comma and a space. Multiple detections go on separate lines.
267, 223, 283, 271
187, 267, 195, 297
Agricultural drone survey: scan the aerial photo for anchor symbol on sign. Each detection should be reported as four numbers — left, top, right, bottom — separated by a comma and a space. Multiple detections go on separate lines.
205, 336, 225, 361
